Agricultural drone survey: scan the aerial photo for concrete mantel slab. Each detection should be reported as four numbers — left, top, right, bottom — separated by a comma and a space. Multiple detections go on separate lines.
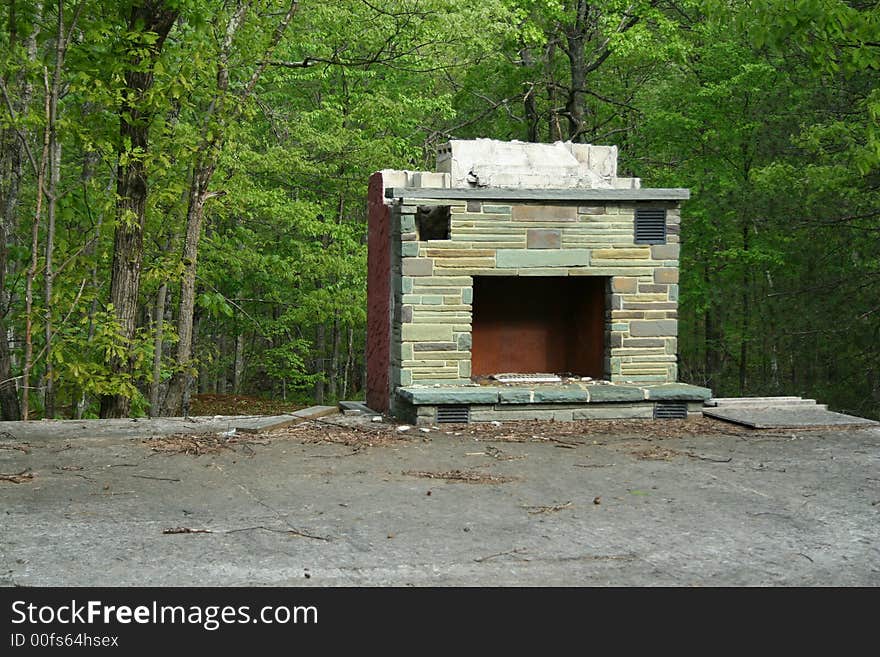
385, 187, 690, 202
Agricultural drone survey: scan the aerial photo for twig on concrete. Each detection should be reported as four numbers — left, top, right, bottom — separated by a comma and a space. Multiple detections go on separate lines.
796, 552, 814, 563
474, 547, 528, 563
0, 469, 33, 483
522, 501, 573, 515
0, 443, 29, 453
550, 437, 582, 447
223, 525, 331, 541
131, 474, 181, 482
163, 527, 212, 534
685, 452, 732, 463
573, 462, 613, 468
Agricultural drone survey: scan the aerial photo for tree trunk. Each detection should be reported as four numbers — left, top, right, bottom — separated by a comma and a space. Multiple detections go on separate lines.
22, 70, 50, 420
75, 150, 106, 419
328, 313, 340, 402
314, 322, 325, 404
217, 332, 227, 394
42, 0, 76, 418
545, 41, 562, 142
703, 265, 719, 390
342, 326, 353, 400
0, 0, 42, 422
100, 2, 178, 418
148, 281, 167, 416
233, 330, 244, 393
163, 1, 256, 416
520, 46, 539, 142
739, 222, 750, 396
163, 166, 213, 415
562, 0, 588, 142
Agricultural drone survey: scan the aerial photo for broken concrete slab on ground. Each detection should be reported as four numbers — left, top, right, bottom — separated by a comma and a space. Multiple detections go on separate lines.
0, 406, 339, 442
703, 397, 878, 429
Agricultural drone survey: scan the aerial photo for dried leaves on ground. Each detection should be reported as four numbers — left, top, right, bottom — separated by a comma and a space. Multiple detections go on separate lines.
145, 432, 268, 456
142, 415, 750, 460
271, 420, 413, 450
451, 416, 749, 443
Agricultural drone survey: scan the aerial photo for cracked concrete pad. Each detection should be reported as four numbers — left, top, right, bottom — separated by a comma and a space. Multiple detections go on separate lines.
1, 417, 878, 586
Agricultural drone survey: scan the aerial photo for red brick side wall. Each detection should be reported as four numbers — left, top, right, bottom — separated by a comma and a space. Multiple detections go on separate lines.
366, 172, 391, 412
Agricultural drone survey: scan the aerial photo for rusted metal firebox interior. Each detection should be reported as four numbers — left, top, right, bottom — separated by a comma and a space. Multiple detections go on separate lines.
366, 139, 712, 425
471, 277, 607, 380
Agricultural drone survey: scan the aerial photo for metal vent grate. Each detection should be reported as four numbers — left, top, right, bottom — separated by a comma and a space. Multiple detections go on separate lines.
437, 405, 470, 423
654, 401, 688, 420
634, 208, 667, 244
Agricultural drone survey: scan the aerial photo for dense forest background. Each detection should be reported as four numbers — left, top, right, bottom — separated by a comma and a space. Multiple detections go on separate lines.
0, 0, 877, 420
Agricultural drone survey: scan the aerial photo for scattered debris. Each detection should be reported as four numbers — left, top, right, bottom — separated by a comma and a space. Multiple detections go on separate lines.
396, 425, 412, 433
144, 432, 267, 456
474, 547, 528, 563
593, 496, 602, 505
0, 469, 33, 484
163, 527, 213, 535
371, 416, 383, 422
522, 501, 573, 514
402, 469, 515, 484
419, 427, 431, 433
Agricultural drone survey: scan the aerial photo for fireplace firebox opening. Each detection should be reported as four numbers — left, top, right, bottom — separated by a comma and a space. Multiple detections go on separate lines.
471, 276, 608, 380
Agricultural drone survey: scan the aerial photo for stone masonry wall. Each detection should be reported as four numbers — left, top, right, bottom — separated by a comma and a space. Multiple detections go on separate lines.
388, 191, 681, 413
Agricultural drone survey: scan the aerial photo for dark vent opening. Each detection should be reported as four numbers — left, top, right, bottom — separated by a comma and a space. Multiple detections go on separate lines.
634, 208, 667, 245
654, 401, 688, 420
416, 205, 451, 240
437, 405, 470, 423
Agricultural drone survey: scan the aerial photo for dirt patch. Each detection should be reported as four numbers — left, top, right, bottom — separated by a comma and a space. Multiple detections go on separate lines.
403, 469, 515, 484
630, 445, 681, 461
188, 394, 304, 417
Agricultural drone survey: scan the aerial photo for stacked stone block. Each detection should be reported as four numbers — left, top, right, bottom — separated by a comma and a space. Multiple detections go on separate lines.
387, 190, 683, 416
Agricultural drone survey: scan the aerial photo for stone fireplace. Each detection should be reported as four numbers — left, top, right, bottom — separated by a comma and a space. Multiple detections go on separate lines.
366, 139, 710, 424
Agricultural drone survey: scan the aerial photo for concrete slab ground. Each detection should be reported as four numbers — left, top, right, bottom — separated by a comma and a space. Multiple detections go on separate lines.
1, 416, 878, 586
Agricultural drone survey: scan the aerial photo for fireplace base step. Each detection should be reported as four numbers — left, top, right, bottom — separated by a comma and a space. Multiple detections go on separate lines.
394, 383, 711, 425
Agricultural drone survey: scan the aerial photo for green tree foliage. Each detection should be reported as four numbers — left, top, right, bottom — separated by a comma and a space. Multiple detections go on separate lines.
0, 0, 877, 420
